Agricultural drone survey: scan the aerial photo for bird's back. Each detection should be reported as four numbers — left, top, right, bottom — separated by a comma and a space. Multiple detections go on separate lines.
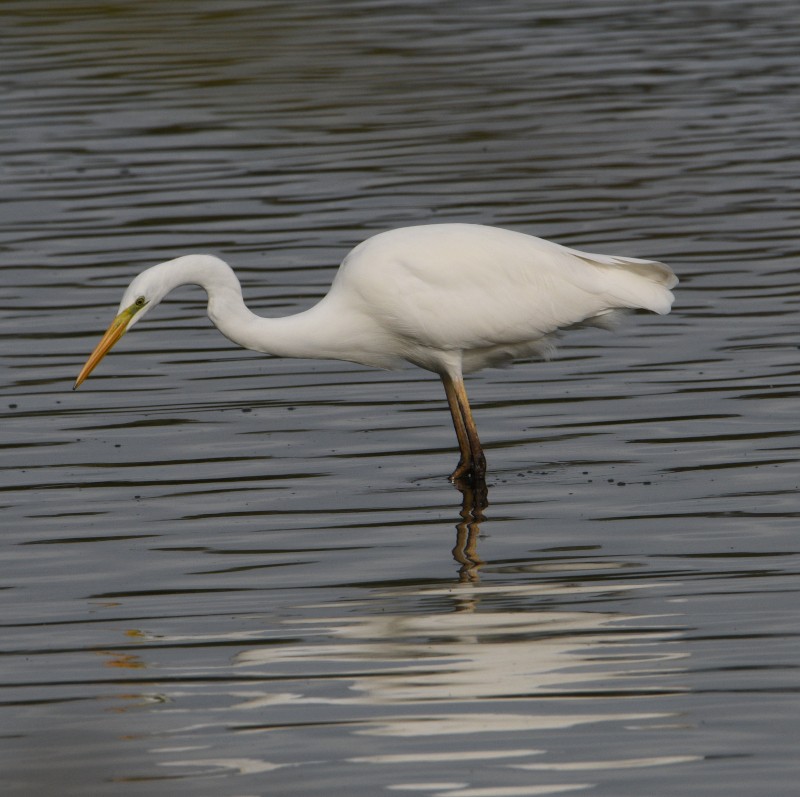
327, 224, 677, 373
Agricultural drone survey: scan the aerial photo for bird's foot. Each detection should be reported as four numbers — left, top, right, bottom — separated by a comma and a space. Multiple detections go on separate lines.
449, 460, 472, 483
449, 454, 487, 486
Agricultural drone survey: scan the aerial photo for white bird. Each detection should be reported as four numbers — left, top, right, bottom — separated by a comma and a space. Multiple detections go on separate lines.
74, 223, 677, 482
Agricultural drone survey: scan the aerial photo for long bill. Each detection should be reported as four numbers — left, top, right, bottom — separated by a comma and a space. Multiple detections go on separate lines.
73, 304, 139, 390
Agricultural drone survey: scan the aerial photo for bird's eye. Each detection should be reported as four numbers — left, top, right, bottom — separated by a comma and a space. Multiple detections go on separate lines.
134, 296, 146, 308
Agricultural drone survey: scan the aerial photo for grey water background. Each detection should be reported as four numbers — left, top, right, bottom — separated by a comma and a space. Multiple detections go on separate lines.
2, 0, 799, 794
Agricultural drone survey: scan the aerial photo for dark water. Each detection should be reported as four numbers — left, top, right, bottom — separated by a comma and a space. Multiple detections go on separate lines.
3, 1, 800, 795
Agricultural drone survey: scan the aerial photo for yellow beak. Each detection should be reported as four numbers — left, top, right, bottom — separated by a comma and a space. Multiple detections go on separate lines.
73, 304, 140, 390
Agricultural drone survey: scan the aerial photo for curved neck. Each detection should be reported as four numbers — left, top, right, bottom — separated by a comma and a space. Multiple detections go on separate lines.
162, 255, 379, 365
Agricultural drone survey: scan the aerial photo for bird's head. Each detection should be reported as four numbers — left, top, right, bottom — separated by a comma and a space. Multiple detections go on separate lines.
72, 261, 180, 390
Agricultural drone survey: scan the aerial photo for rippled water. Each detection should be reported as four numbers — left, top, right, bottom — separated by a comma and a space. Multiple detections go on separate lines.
3, 1, 800, 795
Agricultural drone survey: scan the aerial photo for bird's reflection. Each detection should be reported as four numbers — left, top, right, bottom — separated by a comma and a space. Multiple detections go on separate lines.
451, 478, 488, 582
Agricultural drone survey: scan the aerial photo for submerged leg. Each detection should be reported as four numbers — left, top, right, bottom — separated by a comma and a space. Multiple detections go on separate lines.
441, 373, 487, 483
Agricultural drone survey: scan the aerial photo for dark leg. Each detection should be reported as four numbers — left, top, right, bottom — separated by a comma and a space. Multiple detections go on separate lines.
441, 373, 487, 483
442, 374, 472, 479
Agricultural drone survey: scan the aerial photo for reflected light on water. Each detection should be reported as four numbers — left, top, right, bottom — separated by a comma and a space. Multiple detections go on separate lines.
204, 576, 694, 790
388, 785, 592, 796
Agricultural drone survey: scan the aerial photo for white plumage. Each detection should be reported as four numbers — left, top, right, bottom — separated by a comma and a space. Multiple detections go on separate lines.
75, 223, 677, 482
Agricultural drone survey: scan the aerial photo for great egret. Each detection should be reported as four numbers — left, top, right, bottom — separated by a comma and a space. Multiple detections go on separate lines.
74, 223, 677, 482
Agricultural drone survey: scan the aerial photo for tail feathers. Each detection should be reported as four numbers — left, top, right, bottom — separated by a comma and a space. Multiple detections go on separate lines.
608, 256, 678, 288
596, 256, 677, 315
576, 308, 631, 330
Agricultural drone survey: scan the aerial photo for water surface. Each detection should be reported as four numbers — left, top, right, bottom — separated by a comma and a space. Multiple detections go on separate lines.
2, 1, 800, 795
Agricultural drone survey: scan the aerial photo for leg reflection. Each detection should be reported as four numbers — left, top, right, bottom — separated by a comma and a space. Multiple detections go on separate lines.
451, 478, 488, 582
